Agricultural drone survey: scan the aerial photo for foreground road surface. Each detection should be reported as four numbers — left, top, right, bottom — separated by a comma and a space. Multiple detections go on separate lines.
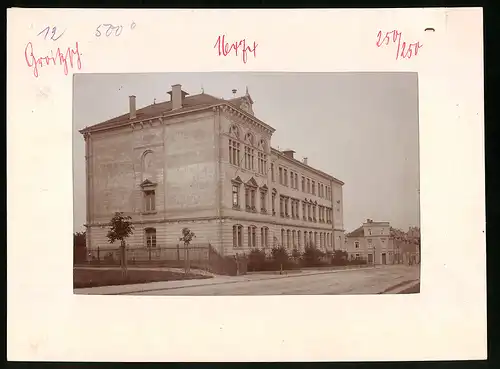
128, 265, 420, 295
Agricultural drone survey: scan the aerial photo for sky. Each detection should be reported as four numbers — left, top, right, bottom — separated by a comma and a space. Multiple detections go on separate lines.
73, 72, 420, 233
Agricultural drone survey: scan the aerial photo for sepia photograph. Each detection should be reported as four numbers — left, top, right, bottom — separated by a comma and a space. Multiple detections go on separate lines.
73, 72, 421, 296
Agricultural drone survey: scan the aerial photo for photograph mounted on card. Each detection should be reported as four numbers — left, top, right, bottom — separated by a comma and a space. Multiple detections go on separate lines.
7, 8, 485, 362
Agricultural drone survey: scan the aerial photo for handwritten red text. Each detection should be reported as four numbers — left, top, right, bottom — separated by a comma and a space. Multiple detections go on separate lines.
214, 35, 258, 64
24, 41, 82, 78
376, 30, 422, 60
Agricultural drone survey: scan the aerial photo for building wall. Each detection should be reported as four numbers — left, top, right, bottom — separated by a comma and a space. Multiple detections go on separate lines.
85, 102, 344, 257
345, 223, 395, 264
87, 111, 219, 249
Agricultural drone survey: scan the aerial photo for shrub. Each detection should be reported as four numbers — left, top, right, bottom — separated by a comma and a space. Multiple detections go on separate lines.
331, 250, 349, 266
302, 246, 326, 267
248, 248, 267, 272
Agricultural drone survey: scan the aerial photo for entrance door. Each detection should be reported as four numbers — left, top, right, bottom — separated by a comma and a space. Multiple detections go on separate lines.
368, 253, 373, 264
382, 253, 387, 265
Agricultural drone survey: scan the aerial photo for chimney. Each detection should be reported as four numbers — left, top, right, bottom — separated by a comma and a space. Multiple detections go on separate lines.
302, 157, 308, 165
168, 84, 189, 110
129, 95, 136, 119
282, 150, 295, 159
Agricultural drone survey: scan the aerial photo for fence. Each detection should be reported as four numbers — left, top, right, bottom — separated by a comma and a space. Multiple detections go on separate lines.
78, 243, 248, 276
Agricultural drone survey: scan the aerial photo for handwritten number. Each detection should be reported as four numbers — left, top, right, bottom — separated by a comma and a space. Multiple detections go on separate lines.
95, 24, 130, 37
38, 26, 65, 41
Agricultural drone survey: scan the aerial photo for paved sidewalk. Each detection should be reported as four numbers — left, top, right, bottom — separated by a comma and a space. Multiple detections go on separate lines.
74, 266, 378, 295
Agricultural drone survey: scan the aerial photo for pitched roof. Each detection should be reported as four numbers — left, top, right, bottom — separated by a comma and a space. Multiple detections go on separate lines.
346, 226, 364, 237
80, 93, 251, 134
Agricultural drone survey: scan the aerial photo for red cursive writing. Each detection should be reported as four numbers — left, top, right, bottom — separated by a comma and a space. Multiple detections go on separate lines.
24, 41, 83, 78
214, 34, 257, 64
376, 30, 422, 60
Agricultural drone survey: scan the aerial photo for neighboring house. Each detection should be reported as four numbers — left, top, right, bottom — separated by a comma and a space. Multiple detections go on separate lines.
394, 226, 420, 264
80, 84, 345, 256
345, 219, 395, 264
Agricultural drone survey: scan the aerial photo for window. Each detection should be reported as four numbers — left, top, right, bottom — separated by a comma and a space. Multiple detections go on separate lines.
279, 196, 284, 216
355, 241, 360, 249
368, 239, 373, 246
233, 225, 243, 247
285, 197, 289, 217
295, 201, 299, 219
314, 232, 318, 247
307, 203, 311, 220
304, 232, 308, 247
281, 229, 285, 247
232, 185, 239, 208
287, 229, 291, 249
245, 187, 256, 211
307, 178, 311, 193
292, 230, 296, 247
294, 173, 298, 189
298, 231, 302, 248
368, 229, 372, 235
312, 181, 316, 195
290, 171, 294, 188
302, 176, 305, 191
272, 191, 276, 215
261, 227, 269, 248
291, 200, 296, 218
244, 146, 255, 170
144, 190, 156, 212
284, 169, 288, 186
260, 190, 267, 212
258, 152, 267, 175
279, 167, 283, 184
145, 228, 157, 248
248, 226, 257, 248
356, 253, 360, 260
271, 163, 275, 182
302, 202, 306, 219
229, 139, 241, 166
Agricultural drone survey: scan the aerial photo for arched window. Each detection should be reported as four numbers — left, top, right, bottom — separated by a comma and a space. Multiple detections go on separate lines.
292, 230, 296, 248
142, 150, 155, 180
298, 230, 302, 249
248, 225, 257, 248
245, 132, 255, 146
286, 229, 291, 249
281, 229, 285, 247
229, 124, 240, 138
261, 227, 269, 248
233, 224, 243, 247
145, 228, 157, 248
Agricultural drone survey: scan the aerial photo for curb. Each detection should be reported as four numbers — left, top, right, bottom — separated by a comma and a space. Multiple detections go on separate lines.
378, 279, 419, 294
96, 266, 378, 295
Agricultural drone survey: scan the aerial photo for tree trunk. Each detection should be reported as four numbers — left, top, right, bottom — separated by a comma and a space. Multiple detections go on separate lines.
120, 240, 128, 279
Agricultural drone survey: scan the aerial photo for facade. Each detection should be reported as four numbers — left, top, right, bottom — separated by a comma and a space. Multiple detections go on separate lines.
345, 219, 395, 264
80, 84, 345, 256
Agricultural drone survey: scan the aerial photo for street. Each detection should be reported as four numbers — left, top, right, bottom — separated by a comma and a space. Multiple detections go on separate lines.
126, 265, 420, 296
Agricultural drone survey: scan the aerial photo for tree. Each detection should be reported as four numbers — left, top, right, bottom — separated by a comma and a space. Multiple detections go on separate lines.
179, 227, 196, 273
73, 231, 86, 264
271, 246, 289, 274
106, 212, 134, 278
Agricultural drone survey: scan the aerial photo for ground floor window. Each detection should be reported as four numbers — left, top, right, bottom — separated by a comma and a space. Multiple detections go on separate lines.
233, 225, 243, 247
145, 228, 157, 248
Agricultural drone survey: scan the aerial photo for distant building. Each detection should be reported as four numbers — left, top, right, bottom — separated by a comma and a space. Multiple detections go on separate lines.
345, 219, 395, 264
80, 84, 345, 256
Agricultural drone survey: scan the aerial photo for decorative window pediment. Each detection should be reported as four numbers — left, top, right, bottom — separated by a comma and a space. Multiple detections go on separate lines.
272, 188, 277, 195
246, 177, 258, 188
260, 184, 268, 192
229, 124, 241, 139
140, 179, 157, 189
231, 176, 243, 185
244, 132, 255, 146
